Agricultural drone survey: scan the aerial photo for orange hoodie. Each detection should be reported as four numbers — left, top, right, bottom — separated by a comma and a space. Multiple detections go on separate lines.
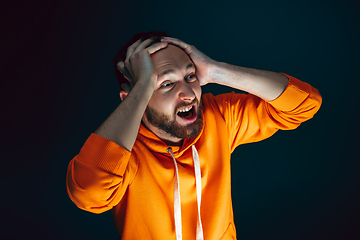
66, 74, 322, 239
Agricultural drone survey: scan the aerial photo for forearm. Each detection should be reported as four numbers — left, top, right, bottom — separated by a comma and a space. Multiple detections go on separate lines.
94, 79, 154, 151
210, 62, 289, 101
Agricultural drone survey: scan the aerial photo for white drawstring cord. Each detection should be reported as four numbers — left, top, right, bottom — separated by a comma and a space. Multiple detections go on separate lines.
167, 146, 204, 240
192, 145, 204, 240
167, 147, 182, 240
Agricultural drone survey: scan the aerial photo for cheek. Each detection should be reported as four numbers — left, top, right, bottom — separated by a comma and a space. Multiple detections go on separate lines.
197, 86, 202, 100
148, 94, 176, 115
192, 81, 202, 101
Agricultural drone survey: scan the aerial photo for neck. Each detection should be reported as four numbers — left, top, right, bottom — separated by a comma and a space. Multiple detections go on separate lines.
153, 129, 184, 146
142, 121, 184, 146
161, 138, 184, 147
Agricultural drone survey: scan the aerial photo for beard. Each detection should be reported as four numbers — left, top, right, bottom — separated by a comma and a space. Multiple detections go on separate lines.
145, 98, 203, 139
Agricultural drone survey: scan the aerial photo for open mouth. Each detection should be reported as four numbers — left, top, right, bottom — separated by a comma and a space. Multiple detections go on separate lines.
176, 104, 197, 121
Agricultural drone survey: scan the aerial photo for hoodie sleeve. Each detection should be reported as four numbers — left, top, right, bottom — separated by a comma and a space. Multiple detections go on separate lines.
66, 133, 137, 213
210, 73, 322, 152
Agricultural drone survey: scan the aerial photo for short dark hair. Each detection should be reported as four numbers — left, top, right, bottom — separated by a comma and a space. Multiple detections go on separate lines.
112, 31, 169, 88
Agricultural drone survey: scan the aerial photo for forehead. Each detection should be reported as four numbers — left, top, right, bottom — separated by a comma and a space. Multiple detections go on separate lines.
150, 44, 193, 73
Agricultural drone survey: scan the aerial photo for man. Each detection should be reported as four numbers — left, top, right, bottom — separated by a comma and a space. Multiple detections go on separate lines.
66, 31, 322, 240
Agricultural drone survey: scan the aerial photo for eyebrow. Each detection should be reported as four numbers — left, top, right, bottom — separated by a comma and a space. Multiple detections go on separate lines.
158, 63, 195, 79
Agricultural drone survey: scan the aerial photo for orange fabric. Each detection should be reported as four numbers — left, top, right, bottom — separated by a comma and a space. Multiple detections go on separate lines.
66, 74, 322, 239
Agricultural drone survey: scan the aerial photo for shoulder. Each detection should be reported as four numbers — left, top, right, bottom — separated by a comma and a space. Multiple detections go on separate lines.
201, 92, 250, 110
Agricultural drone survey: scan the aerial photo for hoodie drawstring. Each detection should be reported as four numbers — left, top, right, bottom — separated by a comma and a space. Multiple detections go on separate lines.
167, 146, 204, 240
167, 147, 182, 240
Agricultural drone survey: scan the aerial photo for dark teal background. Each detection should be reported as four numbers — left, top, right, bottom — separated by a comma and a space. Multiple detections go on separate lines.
1, 0, 359, 239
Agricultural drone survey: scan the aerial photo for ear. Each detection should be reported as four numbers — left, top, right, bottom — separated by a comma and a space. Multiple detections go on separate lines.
119, 83, 131, 101
119, 90, 128, 101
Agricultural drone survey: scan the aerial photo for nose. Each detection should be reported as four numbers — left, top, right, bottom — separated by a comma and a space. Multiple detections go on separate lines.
178, 81, 195, 101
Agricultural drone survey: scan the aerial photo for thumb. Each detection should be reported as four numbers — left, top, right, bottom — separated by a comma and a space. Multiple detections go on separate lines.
117, 61, 133, 85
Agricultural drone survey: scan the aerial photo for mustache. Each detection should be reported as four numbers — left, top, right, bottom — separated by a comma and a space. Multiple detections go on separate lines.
174, 98, 198, 114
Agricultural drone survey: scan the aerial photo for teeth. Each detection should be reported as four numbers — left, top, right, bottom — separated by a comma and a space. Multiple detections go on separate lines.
178, 106, 193, 113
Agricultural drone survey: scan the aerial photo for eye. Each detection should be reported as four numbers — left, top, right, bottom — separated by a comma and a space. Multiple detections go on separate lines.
185, 74, 197, 82
161, 81, 174, 88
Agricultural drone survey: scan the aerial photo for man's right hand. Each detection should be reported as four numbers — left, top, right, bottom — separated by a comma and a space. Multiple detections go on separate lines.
116, 37, 168, 90
94, 37, 168, 151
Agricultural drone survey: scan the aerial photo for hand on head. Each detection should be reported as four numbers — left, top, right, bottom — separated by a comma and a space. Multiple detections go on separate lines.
160, 37, 216, 86
117, 35, 216, 96
117, 37, 168, 92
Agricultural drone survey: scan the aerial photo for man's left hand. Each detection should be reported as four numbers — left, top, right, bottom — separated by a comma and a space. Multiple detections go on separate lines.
161, 37, 216, 86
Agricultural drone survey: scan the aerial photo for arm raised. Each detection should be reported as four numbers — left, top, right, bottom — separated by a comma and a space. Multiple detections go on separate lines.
210, 62, 289, 101
67, 38, 168, 212
94, 38, 168, 151
161, 37, 288, 101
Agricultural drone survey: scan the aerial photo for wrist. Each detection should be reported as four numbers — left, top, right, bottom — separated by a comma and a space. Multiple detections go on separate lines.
209, 61, 232, 85
136, 74, 157, 90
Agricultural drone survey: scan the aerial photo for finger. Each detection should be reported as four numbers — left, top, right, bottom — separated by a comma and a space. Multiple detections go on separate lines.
146, 41, 168, 54
123, 71, 133, 86
116, 61, 125, 73
126, 38, 142, 60
125, 38, 155, 62
161, 37, 192, 53
122, 63, 133, 81
121, 83, 131, 92
117, 61, 132, 78
132, 37, 157, 54
117, 61, 134, 84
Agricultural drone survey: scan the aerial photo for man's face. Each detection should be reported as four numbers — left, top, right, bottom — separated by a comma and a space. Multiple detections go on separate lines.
142, 44, 203, 144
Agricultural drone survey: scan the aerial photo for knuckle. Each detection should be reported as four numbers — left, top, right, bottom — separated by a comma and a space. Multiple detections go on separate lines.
129, 54, 137, 60
116, 61, 123, 68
